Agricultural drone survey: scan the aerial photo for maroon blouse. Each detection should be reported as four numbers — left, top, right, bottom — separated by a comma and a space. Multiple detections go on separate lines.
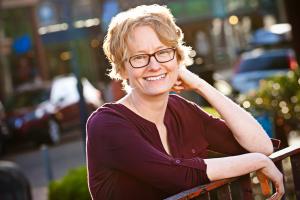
86, 94, 246, 200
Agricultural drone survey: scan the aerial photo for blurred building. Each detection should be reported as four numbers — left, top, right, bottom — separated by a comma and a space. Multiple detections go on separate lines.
0, 0, 296, 101
37, 0, 104, 81
0, 0, 45, 100
0, 0, 107, 101
118, 0, 284, 68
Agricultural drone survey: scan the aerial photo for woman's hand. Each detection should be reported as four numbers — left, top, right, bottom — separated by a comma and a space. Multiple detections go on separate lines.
205, 153, 284, 200
171, 66, 201, 93
258, 159, 285, 200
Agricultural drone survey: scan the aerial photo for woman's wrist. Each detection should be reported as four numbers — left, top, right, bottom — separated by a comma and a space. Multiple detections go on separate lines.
193, 78, 215, 97
255, 152, 272, 169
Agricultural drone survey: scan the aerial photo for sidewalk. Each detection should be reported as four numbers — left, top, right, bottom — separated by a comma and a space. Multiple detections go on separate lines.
3, 130, 85, 200
32, 186, 48, 200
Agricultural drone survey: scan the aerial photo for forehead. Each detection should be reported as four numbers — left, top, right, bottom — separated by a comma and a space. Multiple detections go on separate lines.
126, 25, 166, 54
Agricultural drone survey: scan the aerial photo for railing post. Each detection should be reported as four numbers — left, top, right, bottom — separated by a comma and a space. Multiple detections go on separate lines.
240, 175, 254, 200
194, 193, 210, 200
290, 154, 300, 199
216, 184, 232, 200
275, 161, 287, 200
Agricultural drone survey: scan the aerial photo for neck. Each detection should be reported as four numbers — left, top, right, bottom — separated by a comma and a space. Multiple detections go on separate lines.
126, 92, 169, 125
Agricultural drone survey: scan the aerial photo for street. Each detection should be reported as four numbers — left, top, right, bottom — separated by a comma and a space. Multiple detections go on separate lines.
2, 129, 85, 200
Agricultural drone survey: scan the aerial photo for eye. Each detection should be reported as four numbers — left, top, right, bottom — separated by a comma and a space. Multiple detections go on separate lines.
157, 49, 172, 56
131, 54, 148, 61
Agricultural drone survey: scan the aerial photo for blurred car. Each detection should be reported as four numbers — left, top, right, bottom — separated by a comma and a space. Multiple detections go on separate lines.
0, 101, 10, 156
6, 75, 103, 145
45, 74, 103, 135
5, 84, 51, 144
231, 48, 298, 93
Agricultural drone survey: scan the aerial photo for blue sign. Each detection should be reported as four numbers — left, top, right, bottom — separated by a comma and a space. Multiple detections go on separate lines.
101, 0, 120, 32
13, 35, 32, 54
255, 113, 274, 138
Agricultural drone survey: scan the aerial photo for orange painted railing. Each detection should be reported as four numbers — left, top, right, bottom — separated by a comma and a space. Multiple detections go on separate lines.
165, 140, 300, 200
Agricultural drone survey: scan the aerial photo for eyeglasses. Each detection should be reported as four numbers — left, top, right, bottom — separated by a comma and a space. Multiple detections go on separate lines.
128, 48, 176, 68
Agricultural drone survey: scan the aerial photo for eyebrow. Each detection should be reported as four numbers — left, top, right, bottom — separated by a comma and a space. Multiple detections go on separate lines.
131, 46, 168, 55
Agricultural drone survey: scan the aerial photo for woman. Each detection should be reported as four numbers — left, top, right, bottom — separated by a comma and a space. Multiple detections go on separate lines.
86, 4, 284, 200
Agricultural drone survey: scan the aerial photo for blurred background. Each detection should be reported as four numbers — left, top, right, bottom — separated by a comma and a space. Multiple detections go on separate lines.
0, 0, 299, 199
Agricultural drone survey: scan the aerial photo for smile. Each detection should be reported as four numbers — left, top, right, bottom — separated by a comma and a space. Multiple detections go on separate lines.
144, 73, 166, 81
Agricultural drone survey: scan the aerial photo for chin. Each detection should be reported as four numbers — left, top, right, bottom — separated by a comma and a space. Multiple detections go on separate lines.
143, 87, 172, 96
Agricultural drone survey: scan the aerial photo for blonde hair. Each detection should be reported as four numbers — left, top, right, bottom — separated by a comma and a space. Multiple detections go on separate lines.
103, 4, 193, 85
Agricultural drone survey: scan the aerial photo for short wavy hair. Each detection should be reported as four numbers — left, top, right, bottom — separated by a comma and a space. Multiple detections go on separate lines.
103, 4, 193, 83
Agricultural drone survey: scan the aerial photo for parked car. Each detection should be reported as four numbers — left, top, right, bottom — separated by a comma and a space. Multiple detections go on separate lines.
0, 101, 11, 156
5, 75, 103, 145
231, 48, 298, 93
5, 84, 51, 144
45, 75, 103, 137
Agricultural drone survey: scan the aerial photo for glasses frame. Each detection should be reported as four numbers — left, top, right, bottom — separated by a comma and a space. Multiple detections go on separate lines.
128, 47, 176, 68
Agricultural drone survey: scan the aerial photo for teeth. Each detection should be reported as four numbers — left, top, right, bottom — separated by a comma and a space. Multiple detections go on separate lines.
145, 74, 166, 81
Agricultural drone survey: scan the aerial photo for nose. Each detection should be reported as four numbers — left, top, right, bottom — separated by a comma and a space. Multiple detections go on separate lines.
148, 55, 161, 70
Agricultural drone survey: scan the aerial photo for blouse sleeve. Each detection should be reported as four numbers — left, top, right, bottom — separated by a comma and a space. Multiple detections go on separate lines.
86, 110, 210, 194
189, 102, 248, 155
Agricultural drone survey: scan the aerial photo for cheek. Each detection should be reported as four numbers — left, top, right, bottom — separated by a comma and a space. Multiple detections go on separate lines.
172, 69, 179, 81
125, 65, 144, 81
123, 63, 135, 77
168, 62, 179, 82
169, 59, 179, 73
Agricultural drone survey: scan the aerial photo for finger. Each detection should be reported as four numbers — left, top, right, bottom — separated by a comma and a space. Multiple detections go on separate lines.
172, 86, 185, 91
266, 192, 281, 200
276, 183, 285, 199
174, 80, 182, 86
267, 186, 283, 200
171, 86, 181, 92
275, 176, 285, 197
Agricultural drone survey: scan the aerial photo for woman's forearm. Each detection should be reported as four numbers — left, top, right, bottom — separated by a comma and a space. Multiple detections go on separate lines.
194, 78, 273, 155
204, 153, 269, 181
204, 151, 284, 199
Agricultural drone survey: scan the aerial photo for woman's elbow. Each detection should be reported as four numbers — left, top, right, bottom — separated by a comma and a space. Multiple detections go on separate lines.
261, 140, 274, 156
249, 136, 273, 155
257, 130, 274, 155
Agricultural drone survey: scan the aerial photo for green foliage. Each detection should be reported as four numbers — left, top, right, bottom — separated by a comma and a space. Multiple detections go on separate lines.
238, 69, 300, 129
202, 107, 220, 118
48, 166, 91, 200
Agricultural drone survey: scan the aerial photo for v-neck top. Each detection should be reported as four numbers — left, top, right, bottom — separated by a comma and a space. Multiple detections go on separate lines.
86, 94, 246, 200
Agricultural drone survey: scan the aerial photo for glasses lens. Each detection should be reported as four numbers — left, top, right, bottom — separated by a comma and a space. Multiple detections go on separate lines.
129, 48, 175, 68
130, 54, 149, 68
155, 48, 175, 62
